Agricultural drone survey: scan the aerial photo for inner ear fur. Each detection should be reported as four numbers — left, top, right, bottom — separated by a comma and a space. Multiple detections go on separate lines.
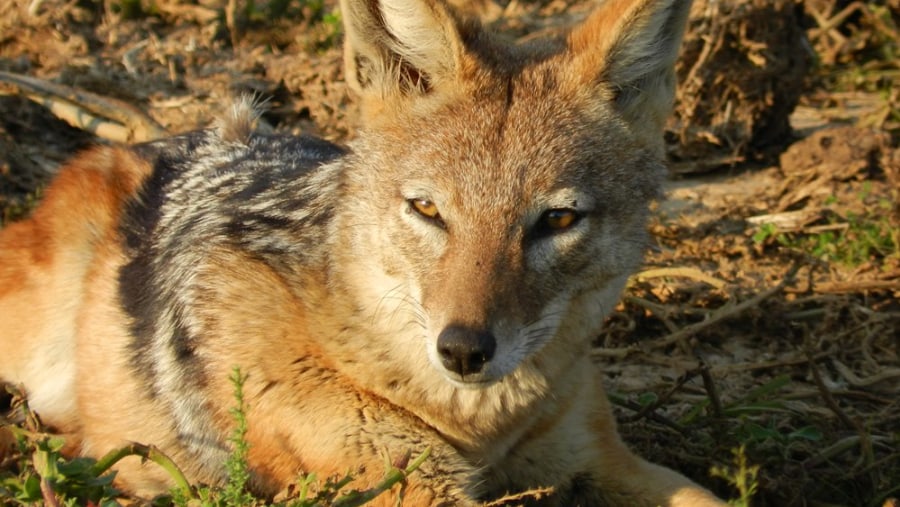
566, 0, 692, 144
340, 0, 471, 97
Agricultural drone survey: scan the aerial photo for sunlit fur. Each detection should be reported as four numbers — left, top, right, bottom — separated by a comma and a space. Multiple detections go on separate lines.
0, 0, 724, 504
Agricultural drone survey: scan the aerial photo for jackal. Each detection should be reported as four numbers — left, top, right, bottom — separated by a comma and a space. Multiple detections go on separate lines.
0, 0, 724, 504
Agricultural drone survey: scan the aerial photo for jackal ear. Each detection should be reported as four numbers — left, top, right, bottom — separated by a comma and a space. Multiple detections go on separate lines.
340, 0, 468, 98
568, 0, 691, 139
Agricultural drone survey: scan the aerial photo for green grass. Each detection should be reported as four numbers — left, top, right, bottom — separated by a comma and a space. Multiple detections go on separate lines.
752, 190, 899, 267
1, 370, 430, 506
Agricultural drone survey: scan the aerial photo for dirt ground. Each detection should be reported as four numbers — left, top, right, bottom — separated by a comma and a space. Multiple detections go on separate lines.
0, 0, 898, 505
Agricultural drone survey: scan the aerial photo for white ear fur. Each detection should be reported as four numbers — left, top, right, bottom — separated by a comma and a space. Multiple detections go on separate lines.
379, 0, 458, 75
596, 0, 690, 87
568, 0, 692, 137
340, 0, 465, 96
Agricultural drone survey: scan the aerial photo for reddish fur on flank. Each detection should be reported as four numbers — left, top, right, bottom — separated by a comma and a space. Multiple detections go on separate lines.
0, 0, 724, 505
0, 147, 152, 440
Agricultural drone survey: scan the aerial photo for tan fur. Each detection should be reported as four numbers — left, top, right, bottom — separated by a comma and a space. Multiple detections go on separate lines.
1, 0, 725, 505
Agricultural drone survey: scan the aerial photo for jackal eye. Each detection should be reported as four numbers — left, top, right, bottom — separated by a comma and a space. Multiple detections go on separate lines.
408, 198, 446, 228
531, 208, 581, 239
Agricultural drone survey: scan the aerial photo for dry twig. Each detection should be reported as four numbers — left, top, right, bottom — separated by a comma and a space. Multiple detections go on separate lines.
0, 71, 167, 143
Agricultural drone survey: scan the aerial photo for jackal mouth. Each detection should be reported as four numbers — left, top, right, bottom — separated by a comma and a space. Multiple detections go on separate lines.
439, 365, 501, 389
445, 375, 498, 389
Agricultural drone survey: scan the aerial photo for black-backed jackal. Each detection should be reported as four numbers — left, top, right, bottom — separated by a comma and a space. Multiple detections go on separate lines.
0, 0, 724, 504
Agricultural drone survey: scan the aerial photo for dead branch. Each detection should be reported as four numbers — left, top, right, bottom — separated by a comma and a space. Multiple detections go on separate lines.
648, 269, 794, 350
0, 71, 167, 143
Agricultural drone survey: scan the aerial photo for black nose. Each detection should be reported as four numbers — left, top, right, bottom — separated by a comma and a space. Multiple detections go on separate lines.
437, 325, 496, 376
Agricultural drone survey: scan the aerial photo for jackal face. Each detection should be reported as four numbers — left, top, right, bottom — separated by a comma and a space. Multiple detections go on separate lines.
336, 0, 691, 387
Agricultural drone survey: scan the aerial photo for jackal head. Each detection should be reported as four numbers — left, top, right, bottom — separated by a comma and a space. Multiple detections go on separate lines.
334, 0, 691, 388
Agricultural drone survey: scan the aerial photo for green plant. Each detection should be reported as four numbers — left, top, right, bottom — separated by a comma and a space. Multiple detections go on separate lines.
222, 368, 255, 505
174, 367, 433, 506
752, 195, 899, 267
710, 446, 759, 507
751, 222, 778, 244
0, 386, 191, 505
2, 371, 432, 506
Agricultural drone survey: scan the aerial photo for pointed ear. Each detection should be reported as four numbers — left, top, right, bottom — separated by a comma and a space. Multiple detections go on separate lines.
340, 0, 468, 98
567, 0, 692, 138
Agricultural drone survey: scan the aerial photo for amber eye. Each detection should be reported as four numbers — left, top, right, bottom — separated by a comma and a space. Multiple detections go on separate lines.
543, 209, 577, 229
531, 208, 581, 239
408, 198, 446, 228
410, 198, 439, 218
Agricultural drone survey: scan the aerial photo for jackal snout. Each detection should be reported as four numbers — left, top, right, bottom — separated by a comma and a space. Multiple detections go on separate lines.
436, 324, 497, 377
